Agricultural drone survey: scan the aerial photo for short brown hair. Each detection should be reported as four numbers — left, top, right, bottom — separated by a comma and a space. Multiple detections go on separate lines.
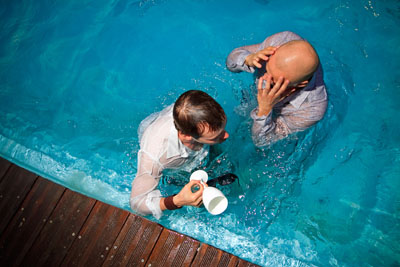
173, 90, 226, 138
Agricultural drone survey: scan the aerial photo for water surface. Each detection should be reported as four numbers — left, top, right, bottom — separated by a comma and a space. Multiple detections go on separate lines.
0, 0, 399, 266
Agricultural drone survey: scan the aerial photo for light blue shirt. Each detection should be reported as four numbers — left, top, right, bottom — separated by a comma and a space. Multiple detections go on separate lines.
226, 31, 328, 146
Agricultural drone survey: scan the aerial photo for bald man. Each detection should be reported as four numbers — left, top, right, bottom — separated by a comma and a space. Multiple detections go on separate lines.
226, 31, 327, 146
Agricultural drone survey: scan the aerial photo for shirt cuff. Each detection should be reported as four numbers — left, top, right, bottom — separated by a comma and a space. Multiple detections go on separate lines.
227, 50, 255, 73
237, 51, 255, 73
146, 190, 163, 219
251, 108, 272, 126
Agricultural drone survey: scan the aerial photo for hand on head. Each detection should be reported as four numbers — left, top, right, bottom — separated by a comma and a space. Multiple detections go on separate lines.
174, 180, 207, 207
256, 73, 293, 117
245, 46, 277, 68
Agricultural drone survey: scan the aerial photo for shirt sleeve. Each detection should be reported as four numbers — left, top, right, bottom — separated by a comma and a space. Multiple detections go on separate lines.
225, 44, 259, 73
225, 31, 303, 73
251, 94, 327, 147
130, 149, 164, 219
130, 113, 174, 219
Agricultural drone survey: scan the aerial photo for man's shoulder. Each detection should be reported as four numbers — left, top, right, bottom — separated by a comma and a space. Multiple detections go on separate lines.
143, 115, 173, 138
139, 105, 174, 147
140, 104, 173, 130
261, 31, 303, 48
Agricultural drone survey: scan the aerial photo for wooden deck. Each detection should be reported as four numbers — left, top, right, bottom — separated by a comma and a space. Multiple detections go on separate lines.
0, 157, 259, 267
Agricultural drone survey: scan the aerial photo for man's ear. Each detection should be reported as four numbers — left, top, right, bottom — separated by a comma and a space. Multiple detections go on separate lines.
177, 131, 193, 142
296, 80, 309, 88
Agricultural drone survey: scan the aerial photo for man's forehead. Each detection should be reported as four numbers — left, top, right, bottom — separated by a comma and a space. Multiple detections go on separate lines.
266, 55, 281, 79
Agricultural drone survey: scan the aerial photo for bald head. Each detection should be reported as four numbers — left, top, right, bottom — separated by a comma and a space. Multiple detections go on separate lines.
269, 40, 319, 85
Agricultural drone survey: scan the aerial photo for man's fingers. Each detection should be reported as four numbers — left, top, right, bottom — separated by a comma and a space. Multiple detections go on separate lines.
188, 180, 198, 186
257, 54, 269, 61
257, 76, 265, 91
253, 59, 262, 68
249, 47, 277, 68
193, 192, 203, 207
286, 87, 297, 97
260, 47, 276, 56
194, 184, 204, 196
270, 76, 284, 95
257, 49, 275, 61
277, 79, 290, 95
265, 74, 272, 91
258, 75, 271, 92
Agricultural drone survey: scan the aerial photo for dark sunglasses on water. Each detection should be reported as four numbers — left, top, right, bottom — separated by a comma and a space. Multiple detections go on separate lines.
191, 173, 238, 193
207, 173, 238, 187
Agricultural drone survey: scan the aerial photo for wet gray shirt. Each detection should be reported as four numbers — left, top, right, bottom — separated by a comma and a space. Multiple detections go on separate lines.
226, 31, 328, 146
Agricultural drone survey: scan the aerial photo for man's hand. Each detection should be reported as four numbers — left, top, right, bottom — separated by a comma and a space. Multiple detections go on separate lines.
173, 180, 205, 207
245, 46, 277, 68
257, 74, 291, 117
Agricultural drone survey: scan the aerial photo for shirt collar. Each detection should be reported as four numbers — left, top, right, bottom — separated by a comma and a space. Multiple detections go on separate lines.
282, 66, 318, 109
287, 75, 314, 108
166, 123, 189, 159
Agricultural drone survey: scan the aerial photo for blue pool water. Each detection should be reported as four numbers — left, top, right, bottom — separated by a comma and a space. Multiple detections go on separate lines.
1, 0, 399, 266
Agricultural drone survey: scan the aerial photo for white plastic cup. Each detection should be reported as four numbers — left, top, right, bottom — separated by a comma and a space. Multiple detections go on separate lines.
189, 170, 208, 183
190, 170, 208, 193
202, 186, 228, 215
189, 170, 228, 214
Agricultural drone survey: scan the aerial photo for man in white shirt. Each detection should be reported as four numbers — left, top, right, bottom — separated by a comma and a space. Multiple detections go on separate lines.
226, 31, 327, 146
130, 90, 229, 219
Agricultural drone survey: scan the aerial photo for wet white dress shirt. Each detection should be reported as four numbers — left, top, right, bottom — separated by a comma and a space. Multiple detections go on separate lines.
130, 104, 209, 219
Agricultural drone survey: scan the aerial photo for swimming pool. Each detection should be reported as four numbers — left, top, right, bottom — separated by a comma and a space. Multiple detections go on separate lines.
1, 0, 399, 266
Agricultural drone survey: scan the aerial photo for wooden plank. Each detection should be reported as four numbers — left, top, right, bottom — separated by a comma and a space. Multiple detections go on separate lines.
0, 176, 65, 266
103, 214, 163, 267
0, 157, 12, 181
237, 259, 260, 267
166, 231, 200, 267
0, 159, 259, 267
102, 214, 145, 267
145, 228, 200, 267
61, 200, 129, 267
217, 251, 239, 267
22, 189, 96, 266
191, 243, 240, 267
0, 164, 38, 235
191, 244, 219, 267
